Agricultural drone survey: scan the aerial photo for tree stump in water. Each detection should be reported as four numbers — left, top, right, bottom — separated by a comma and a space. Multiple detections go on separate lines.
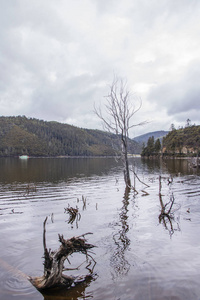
28, 217, 96, 292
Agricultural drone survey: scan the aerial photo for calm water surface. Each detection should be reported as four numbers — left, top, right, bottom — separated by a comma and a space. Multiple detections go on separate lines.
0, 157, 200, 300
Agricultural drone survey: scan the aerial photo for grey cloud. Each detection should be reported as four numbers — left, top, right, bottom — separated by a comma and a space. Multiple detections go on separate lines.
29, 73, 108, 124
148, 60, 200, 123
0, 0, 200, 135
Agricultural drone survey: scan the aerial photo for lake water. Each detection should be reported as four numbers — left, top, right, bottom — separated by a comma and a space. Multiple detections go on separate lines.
0, 157, 200, 300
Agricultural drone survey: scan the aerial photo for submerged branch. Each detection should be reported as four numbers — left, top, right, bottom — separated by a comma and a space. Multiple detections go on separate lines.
132, 168, 150, 188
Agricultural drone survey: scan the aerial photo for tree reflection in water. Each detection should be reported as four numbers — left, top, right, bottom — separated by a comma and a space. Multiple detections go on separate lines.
42, 276, 95, 300
111, 186, 131, 277
158, 176, 181, 237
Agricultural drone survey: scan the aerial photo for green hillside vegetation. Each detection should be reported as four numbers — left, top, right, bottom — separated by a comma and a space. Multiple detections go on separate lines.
141, 125, 200, 157
162, 125, 200, 156
0, 116, 140, 157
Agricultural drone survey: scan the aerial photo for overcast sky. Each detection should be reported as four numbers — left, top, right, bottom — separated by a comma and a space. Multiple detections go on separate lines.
0, 0, 200, 137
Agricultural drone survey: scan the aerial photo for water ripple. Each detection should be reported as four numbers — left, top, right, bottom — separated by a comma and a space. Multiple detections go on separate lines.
1, 158, 200, 300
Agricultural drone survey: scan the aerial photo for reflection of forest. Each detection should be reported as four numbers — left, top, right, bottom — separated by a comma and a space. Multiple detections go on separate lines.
162, 158, 193, 175
141, 157, 162, 173
0, 157, 123, 183
2, 156, 197, 184
141, 157, 196, 176
111, 187, 131, 277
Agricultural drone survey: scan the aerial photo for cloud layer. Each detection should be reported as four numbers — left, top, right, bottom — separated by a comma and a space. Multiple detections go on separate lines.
0, 0, 200, 136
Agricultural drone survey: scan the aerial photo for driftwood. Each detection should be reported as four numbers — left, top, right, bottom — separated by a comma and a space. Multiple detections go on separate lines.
28, 217, 96, 293
64, 205, 81, 226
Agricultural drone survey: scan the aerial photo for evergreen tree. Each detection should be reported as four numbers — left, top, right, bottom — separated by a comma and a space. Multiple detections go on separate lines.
154, 139, 161, 154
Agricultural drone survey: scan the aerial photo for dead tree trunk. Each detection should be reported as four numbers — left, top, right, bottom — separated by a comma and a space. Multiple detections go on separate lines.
28, 217, 96, 292
121, 135, 131, 188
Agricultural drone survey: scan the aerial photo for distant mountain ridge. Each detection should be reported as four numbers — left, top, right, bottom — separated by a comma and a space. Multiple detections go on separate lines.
133, 131, 169, 145
0, 116, 141, 157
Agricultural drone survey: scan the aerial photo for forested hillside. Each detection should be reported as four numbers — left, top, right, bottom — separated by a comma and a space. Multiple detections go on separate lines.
0, 116, 140, 157
163, 125, 200, 156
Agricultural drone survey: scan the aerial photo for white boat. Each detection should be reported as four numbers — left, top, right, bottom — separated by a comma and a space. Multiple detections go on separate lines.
19, 155, 29, 159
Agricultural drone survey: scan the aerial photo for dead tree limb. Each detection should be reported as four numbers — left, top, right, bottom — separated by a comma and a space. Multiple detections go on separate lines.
29, 217, 96, 292
132, 169, 150, 188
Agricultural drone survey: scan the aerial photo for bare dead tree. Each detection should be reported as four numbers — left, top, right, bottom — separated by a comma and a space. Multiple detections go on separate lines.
94, 76, 146, 188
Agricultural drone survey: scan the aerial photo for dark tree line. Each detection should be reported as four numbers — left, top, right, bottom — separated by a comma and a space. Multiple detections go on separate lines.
141, 136, 161, 157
